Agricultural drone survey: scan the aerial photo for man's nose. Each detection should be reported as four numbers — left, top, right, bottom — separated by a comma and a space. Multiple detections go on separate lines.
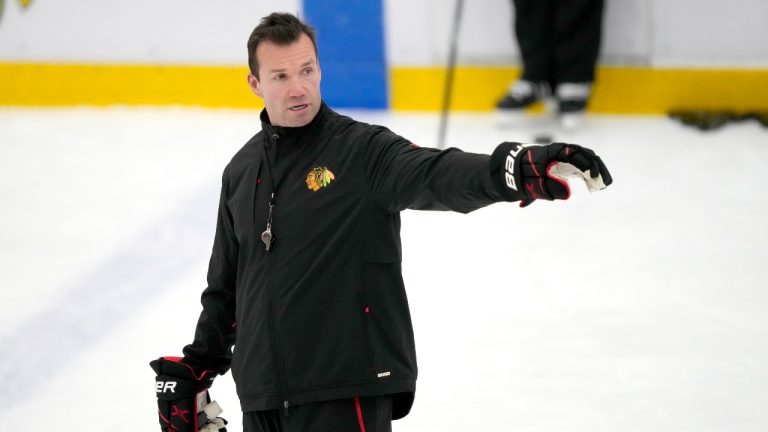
287, 77, 305, 97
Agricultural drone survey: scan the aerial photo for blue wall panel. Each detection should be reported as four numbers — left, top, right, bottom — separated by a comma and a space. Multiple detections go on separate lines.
303, 0, 388, 109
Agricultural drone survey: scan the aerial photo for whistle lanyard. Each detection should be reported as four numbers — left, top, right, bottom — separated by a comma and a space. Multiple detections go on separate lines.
258, 130, 313, 251
261, 194, 275, 251
260, 134, 280, 251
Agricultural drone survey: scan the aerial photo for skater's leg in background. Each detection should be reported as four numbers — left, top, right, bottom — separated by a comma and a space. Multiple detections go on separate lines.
551, 0, 604, 126
552, 0, 604, 84
497, 0, 555, 110
513, 0, 556, 85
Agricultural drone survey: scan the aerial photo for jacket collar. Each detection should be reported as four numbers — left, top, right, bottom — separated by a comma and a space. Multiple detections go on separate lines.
259, 102, 329, 144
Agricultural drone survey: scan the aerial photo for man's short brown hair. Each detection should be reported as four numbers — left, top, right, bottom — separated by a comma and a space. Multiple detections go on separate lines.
247, 12, 318, 79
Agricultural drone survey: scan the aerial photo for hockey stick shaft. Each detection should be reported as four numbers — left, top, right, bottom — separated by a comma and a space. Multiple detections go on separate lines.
437, 0, 464, 149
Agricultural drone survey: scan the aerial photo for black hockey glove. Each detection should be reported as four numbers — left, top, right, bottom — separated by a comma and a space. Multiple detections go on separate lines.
150, 356, 228, 432
491, 141, 612, 207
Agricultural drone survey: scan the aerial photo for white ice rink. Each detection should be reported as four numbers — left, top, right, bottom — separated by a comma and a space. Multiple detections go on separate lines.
1, 107, 767, 431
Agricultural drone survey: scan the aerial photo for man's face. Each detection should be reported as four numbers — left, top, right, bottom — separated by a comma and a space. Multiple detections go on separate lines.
248, 33, 322, 127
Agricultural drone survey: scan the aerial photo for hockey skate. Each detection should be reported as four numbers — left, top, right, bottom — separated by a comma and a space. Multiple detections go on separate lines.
556, 82, 591, 131
495, 80, 554, 125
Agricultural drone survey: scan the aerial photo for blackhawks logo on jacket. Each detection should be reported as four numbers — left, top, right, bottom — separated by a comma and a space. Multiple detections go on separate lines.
305, 166, 335, 191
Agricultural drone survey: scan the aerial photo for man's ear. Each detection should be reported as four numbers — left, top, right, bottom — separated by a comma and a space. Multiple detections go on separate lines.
247, 74, 262, 98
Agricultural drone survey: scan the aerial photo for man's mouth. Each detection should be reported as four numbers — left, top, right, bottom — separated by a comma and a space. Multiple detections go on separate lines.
289, 104, 308, 112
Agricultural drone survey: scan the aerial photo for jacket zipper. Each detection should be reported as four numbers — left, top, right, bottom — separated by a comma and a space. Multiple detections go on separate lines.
265, 251, 291, 417
263, 131, 291, 417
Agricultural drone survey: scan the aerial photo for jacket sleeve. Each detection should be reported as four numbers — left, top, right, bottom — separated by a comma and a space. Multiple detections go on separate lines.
181, 165, 238, 375
363, 126, 514, 213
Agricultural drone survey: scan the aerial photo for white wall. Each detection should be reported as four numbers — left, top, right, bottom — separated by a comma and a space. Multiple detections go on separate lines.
0, 0, 300, 64
648, 0, 768, 66
1, 0, 766, 66
384, 0, 768, 67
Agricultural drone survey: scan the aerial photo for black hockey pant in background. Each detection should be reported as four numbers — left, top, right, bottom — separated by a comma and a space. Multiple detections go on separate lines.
512, 0, 604, 85
243, 396, 393, 432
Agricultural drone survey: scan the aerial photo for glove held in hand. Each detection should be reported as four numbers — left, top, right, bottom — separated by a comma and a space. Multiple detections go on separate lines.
490, 141, 612, 206
150, 356, 227, 432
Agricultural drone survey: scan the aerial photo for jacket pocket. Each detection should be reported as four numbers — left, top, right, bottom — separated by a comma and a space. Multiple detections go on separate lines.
360, 261, 418, 381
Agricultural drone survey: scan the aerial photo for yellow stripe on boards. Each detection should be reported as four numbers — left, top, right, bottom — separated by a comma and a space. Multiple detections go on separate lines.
591, 67, 768, 114
0, 62, 263, 109
2, 62, 767, 113
391, 66, 522, 112
391, 66, 768, 113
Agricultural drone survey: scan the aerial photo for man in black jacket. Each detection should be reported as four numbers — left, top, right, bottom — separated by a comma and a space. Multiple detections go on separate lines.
150, 12, 612, 432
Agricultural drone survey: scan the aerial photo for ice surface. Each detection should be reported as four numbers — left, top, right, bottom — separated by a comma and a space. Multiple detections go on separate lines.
1, 107, 766, 431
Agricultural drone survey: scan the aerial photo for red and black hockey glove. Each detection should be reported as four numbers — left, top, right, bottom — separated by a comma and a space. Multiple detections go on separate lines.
150, 356, 227, 432
491, 141, 612, 207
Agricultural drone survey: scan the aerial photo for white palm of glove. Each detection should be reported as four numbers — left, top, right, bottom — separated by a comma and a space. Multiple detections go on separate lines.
549, 162, 609, 192
197, 398, 227, 432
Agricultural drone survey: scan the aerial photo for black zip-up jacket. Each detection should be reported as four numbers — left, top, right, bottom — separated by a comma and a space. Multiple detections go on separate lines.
182, 103, 516, 419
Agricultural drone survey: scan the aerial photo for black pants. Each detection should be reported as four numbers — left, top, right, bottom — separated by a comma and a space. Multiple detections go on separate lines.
243, 396, 393, 432
512, 0, 604, 85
